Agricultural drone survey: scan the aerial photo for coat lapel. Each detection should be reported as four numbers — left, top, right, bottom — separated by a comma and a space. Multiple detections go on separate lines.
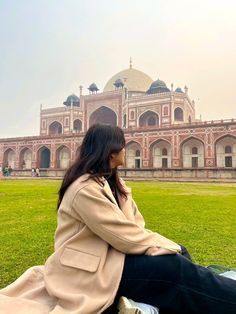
103, 179, 136, 221
118, 193, 136, 221
103, 180, 119, 207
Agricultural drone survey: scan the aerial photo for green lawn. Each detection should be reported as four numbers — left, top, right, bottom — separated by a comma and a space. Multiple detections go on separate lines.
0, 179, 236, 288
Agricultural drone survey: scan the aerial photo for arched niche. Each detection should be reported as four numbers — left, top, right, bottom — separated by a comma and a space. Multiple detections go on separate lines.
215, 136, 236, 167
139, 111, 159, 128
48, 121, 62, 135
38, 146, 51, 168
89, 106, 117, 127
3, 148, 15, 168
56, 146, 70, 169
151, 140, 172, 168
19, 148, 32, 169
73, 119, 82, 132
174, 107, 184, 121
181, 138, 204, 168
125, 141, 142, 168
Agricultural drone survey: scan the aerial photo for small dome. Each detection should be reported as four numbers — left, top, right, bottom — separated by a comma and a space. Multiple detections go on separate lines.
175, 87, 184, 93
113, 79, 124, 88
146, 79, 170, 94
88, 83, 99, 92
63, 94, 80, 107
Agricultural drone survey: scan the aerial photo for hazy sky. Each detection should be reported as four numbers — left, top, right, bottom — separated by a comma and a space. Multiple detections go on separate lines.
1, 0, 236, 138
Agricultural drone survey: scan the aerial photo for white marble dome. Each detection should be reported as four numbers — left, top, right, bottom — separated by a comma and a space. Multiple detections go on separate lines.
104, 67, 153, 93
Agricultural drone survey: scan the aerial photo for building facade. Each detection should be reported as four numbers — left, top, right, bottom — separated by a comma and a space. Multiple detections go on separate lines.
1, 63, 236, 178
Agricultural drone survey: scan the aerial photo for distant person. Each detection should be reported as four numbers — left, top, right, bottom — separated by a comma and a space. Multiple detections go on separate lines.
0, 124, 236, 314
0, 165, 2, 177
36, 168, 40, 177
4, 166, 9, 177
31, 168, 36, 177
8, 166, 13, 176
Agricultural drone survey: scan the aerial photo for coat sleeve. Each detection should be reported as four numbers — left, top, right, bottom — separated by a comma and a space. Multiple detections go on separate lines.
72, 184, 180, 254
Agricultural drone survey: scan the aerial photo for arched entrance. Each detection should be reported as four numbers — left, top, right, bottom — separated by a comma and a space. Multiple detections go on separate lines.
49, 121, 62, 135
151, 140, 171, 168
89, 106, 117, 127
126, 142, 142, 168
38, 147, 51, 168
56, 146, 70, 169
3, 148, 15, 168
73, 119, 82, 132
215, 136, 236, 167
181, 138, 204, 168
174, 107, 184, 121
20, 148, 32, 169
139, 111, 159, 127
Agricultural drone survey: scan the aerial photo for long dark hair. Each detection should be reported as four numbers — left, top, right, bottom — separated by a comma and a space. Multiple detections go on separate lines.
57, 124, 127, 209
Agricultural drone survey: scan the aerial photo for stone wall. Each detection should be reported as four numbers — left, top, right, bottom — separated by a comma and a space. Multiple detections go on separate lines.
9, 168, 236, 181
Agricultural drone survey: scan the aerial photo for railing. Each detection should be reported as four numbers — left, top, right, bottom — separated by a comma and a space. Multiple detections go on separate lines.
41, 107, 82, 113
172, 118, 236, 128
124, 118, 236, 132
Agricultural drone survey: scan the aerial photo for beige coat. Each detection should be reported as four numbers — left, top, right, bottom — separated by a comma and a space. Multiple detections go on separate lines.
0, 174, 180, 313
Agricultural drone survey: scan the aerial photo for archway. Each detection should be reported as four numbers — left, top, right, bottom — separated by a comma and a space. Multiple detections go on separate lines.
56, 146, 70, 169
89, 106, 117, 127
38, 147, 51, 168
215, 136, 236, 167
126, 142, 142, 168
73, 119, 82, 132
151, 140, 171, 168
139, 111, 159, 127
49, 121, 62, 135
181, 138, 204, 168
3, 148, 15, 168
20, 148, 32, 169
174, 107, 184, 121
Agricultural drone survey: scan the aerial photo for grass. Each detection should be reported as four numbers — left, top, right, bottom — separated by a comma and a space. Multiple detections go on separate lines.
0, 179, 236, 288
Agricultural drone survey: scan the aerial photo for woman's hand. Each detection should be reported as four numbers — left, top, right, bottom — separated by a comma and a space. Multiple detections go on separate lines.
145, 247, 179, 256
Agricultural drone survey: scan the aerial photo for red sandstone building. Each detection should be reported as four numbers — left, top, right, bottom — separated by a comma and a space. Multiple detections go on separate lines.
1, 63, 236, 179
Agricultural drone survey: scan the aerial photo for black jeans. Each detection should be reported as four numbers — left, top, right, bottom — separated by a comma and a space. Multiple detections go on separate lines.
105, 247, 236, 314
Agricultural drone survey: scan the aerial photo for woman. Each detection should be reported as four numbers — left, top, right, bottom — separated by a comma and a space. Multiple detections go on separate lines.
0, 124, 236, 314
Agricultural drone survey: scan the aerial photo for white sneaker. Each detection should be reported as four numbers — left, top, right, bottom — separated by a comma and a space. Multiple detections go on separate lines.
220, 270, 236, 280
117, 296, 159, 314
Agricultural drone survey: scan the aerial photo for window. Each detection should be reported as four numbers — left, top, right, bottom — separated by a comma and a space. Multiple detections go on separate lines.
192, 147, 198, 154
174, 108, 183, 121
162, 158, 168, 168
225, 146, 232, 154
74, 119, 82, 132
192, 157, 198, 168
162, 148, 167, 156
225, 156, 232, 167
135, 150, 140, 157
164, 106, 168, 116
